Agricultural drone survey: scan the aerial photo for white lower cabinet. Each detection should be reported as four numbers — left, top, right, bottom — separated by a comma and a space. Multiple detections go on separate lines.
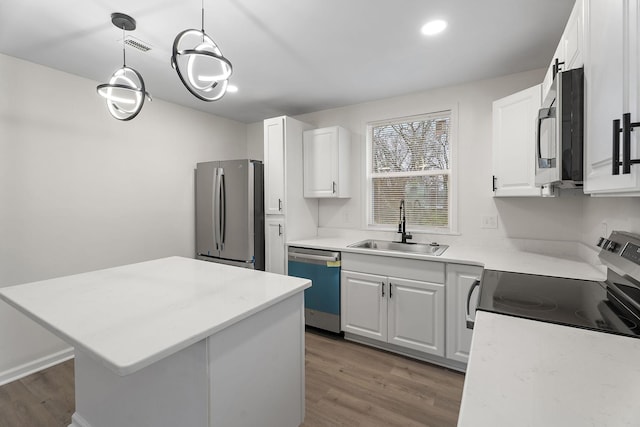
341, 271, 387, 341
341, 253, 445, 358
265, 217, 285, 275
387, 277, 445, 355
445, 264, 483, 364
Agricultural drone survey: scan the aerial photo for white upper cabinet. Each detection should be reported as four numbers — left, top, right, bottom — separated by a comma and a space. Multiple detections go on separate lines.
264, 117, 286, 215
542, 0, 584, 98
584, 0, 640, 195
492, 84, 544, 197
303, 126, 351, 198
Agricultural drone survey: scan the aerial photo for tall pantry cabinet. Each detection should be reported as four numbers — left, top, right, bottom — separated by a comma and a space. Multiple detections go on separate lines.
263, 116, 318, 274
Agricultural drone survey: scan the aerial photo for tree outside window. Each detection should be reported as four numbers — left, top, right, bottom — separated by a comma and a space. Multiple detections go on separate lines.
368, 112, 451, 231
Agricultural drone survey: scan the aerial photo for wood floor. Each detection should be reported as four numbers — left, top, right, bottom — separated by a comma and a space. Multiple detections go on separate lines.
0, 330, 464, 427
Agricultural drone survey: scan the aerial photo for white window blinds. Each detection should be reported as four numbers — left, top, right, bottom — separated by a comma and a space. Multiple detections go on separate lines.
368, 112, 451, 230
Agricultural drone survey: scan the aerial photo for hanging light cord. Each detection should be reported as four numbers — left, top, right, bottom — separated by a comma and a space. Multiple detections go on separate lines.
121, 25, 127, 67
201, 0, 206, 42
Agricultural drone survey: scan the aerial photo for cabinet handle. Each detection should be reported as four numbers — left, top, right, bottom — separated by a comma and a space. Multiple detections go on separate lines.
278, 198, 283, 211
381, 282, 385, 297
389, 283, 393, 298
492, 175, 497, 192
613, 119, 622, 175
332, 181, 336, 194
552, 58, 565, 76
466, 280, 481, 322
622, 113, 640, 174
278, 224, 283, 236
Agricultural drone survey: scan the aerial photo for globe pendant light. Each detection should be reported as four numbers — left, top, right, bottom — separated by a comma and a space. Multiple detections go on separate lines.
96, 13, 151, 121
171, 1, 233, 102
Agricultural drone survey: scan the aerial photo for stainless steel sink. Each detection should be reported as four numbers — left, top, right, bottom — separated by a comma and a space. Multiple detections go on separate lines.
348, 239, 449, 256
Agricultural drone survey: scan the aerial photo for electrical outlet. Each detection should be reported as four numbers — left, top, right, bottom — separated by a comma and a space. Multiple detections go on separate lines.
481, 215, 498, 229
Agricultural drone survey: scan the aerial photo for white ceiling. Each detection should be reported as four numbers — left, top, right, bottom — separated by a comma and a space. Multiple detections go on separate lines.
0, 0, 574, 123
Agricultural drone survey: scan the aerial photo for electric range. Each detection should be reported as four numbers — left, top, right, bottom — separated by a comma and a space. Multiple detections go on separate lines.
475, 231, 640, 338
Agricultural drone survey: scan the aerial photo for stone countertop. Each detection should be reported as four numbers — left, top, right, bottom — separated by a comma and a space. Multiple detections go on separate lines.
457, 311, 640, 427
287, 236, 605, 281
0, 256, 310, 376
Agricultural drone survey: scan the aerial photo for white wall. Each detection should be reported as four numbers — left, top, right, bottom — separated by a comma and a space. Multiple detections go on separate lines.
246, 70, 640, 248
246, 121, 264, 161
292, 69, 584, 244
581, 197, 640, 246
0, 53, 247, 383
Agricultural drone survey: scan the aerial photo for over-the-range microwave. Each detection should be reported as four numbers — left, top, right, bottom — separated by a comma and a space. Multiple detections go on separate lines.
535, 67, 584, 188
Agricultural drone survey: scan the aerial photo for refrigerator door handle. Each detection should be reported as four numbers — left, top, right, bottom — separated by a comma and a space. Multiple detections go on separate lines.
213, 168, 221, 250
219, 168, 226, 250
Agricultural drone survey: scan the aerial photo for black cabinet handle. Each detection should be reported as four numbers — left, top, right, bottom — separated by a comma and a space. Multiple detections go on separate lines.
389, 283, 393, 298
552, 58, 565, 76
623, 113, 631, 174
622, 113, 640, 174
381, 282, 385, 297
613, 113, 640, 175
492, 175, 497, 192
613, 119, 621, 175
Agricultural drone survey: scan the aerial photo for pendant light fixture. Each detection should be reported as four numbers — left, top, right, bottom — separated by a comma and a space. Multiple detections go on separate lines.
171, 0, 233, 102
96, 13, 151, 121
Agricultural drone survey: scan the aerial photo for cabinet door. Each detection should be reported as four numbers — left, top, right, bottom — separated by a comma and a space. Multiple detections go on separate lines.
264, 118, 286, 214
584, 0, 640, 194
445, 264, 483, 364
340, 270, 387, 342
303, 127, 338, 198
265, 217, 285, 274
563, 0, 583, 70
387, 277, 445, 357
492, 84, 543, 196
541, 44, 562, 100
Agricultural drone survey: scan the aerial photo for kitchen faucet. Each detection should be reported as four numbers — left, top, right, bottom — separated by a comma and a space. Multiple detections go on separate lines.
398, 199, 412, 244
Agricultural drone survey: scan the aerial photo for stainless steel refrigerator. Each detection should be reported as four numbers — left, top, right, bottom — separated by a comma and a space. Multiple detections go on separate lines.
196, 159, 265, 270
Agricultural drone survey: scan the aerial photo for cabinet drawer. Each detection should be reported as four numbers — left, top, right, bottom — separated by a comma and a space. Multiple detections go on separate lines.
342, 252, 444, 283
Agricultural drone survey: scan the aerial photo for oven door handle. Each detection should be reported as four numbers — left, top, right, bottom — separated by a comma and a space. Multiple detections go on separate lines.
466, 279, 481, 329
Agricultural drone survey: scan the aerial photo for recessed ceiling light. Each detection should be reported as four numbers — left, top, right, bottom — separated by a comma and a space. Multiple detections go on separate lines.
421, 19, 447, 36
226, 85, 238, 93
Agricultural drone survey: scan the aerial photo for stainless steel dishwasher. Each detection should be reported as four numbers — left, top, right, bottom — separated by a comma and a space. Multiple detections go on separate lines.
287, 247, 341, 333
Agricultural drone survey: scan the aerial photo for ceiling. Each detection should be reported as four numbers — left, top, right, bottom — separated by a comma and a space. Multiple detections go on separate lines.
0, 0, 574, 124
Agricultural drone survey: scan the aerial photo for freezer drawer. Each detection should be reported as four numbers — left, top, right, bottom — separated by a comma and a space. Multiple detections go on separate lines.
288, 247, 341, 333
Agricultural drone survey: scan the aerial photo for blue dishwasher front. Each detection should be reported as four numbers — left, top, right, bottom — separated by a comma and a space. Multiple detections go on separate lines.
288, 246, 341, 333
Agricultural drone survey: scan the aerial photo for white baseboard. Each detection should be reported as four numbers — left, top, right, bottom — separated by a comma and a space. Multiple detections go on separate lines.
0, 347, 74, 386
69, 412, 91, 427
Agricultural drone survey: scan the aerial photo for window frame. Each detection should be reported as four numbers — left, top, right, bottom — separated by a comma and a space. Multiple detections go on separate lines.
364, 109, 459, 235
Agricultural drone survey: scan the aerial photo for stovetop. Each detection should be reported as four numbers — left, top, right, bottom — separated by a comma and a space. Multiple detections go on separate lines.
477, 270, 640, 337
476, 231, 640, 338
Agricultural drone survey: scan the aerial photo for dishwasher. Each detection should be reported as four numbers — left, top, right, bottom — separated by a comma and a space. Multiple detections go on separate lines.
287, 246, 341, 333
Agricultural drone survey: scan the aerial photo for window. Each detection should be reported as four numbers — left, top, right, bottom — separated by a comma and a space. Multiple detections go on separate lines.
367, 111, 453, 232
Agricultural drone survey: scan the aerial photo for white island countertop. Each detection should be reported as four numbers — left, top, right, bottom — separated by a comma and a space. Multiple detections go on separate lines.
458, 311, 640, 427
0, 256, 311, 376
287, 236, 605, 280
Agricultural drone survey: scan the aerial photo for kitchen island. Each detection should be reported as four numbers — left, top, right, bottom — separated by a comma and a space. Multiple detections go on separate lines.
0, 256, 311, 427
